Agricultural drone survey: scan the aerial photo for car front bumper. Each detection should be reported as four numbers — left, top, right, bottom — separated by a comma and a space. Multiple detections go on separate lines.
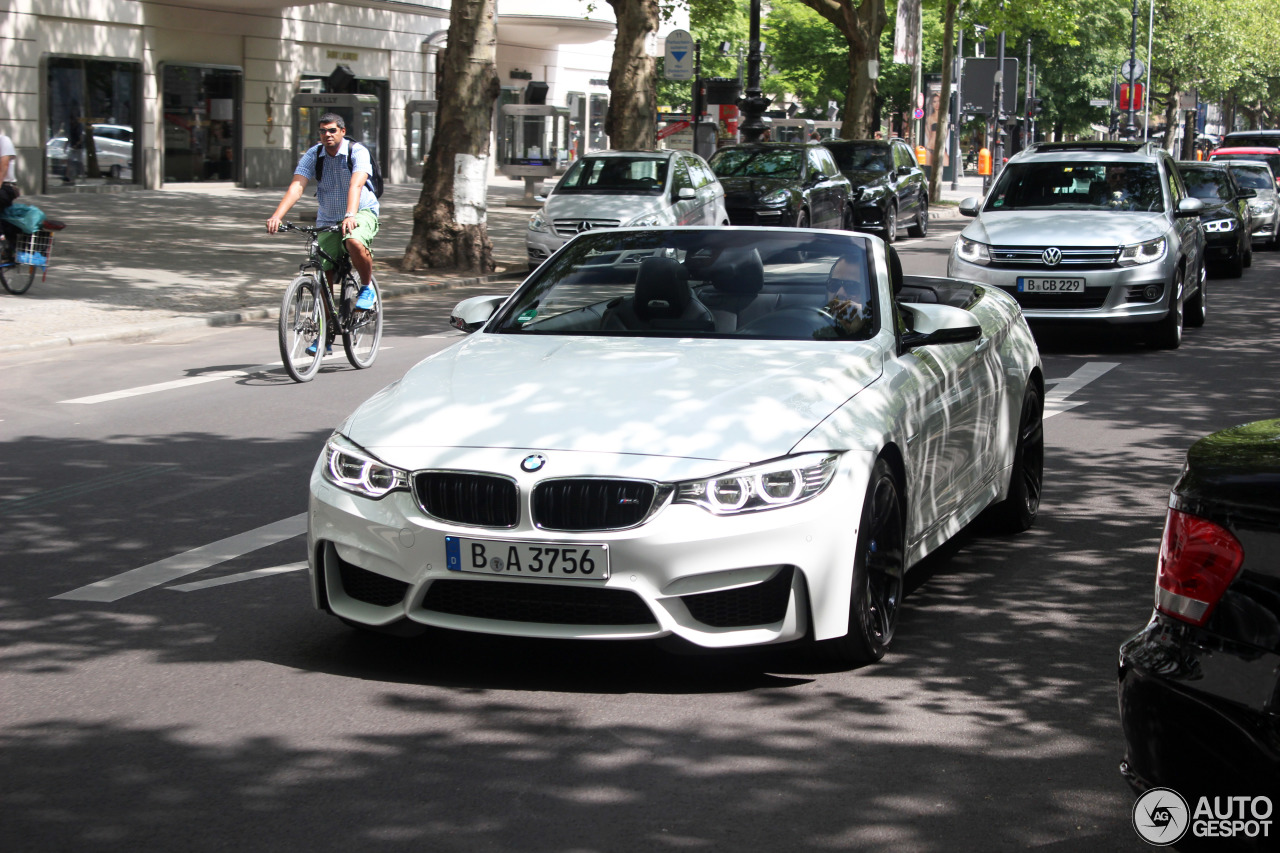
306, 449, 874, 649
947, 254, 1176, 325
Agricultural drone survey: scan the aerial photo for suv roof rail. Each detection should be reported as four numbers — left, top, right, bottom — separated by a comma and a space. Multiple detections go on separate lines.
1021, 140, 1160, 155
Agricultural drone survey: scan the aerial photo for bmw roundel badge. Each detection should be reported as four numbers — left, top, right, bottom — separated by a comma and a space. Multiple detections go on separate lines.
521, 454, 547, 473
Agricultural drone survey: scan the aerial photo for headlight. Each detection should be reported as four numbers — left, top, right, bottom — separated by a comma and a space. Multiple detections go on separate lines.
626, 213, 666, 227
955, 237, 991, 265
322, 434, 409, 499
759, 189, 790, 206
1249, 200, 1275, 215
1202, 218, 1237, 233
528, 209, 549, 233
673, 453, 840, 515
1118, 236, 1168, 266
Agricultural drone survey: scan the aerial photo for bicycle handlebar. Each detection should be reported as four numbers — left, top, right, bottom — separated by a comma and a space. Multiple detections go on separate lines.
277, 221, 345, 235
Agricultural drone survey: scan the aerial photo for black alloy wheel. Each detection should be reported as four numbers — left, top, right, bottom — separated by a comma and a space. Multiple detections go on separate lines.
1223, 240, 1245, 278
795, 209, 810, 229
987, 382, 1044, 533
814, 457, 905, 667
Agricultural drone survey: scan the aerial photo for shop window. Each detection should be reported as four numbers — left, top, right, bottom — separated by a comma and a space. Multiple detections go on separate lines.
45, 58, 141, 190
162, 65, 243, 183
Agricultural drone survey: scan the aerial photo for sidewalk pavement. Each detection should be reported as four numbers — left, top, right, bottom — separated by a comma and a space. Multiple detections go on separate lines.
0, 172, 987, 353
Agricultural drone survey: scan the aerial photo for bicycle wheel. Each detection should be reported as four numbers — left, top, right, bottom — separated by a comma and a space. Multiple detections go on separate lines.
0, 259, 38, 295
342, 276, 383, 369
278, 273, 327, 382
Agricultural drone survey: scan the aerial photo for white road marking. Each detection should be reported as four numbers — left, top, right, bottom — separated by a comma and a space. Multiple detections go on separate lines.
60, 363, 287, 404
167, 562, 307, 592
1044, 361, 1119, 419
53, 514, 307, 602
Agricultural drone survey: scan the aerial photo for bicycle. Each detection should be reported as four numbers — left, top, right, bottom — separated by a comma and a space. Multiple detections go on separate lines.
1, 221, 66, 295
274, 221, 384, 383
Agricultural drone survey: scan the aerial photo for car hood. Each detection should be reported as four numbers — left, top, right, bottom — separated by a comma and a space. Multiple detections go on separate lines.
1196, 202, 1235, 219
543, 192, 671, 224
841, 170, 892, 191
346, 334, 882, 469
716, 175, 800, 201
963, 210, 1170, 245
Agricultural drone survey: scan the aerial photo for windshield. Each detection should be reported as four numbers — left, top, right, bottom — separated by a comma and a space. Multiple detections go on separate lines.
984, 161, 1164, 212
827, 144, 893, 173
709, 148, 803, 179
1229, 167, 1274, 190
1181, 168, 1233, 202
1211, 152, 1280, 176
555, 157, 669, 195
490, 229, 878, 342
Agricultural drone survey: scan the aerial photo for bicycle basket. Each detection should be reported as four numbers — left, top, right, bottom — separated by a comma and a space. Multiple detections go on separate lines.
15, 231, 52, 267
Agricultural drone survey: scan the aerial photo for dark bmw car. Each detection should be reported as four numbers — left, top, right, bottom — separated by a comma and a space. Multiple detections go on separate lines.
1118, 419, 1280, 851
824, 137, 928, 242
1177, 161, 1256, 277
707, 142, 854, 231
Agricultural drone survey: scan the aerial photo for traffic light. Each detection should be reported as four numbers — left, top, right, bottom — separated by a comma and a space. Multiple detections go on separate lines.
1109, 110, 1121, 135
1027, 97, 1044, 118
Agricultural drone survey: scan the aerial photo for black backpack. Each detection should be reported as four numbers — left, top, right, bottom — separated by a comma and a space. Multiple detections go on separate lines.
312, 140, 383, 198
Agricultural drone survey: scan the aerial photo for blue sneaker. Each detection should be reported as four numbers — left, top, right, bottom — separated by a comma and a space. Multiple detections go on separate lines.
355, 284, 377, 310
305, 341, 333, 356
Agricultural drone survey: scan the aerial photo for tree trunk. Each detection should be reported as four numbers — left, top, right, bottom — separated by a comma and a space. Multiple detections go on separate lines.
402, 0, 501, 272
800, 0, 887, 139
929, 0, 957, 203
605, 0, 659, 149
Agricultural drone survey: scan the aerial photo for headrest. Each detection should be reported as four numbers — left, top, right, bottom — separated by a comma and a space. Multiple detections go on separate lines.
710, 248, 764, 295
634, 256, 692, 320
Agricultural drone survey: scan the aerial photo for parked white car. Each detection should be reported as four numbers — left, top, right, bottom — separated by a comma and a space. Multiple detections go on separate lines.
526, 150, 728, 268
306, 226, 1043, 667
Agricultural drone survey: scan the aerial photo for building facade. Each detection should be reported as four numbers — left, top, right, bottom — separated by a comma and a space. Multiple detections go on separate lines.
0, 0, 679, 195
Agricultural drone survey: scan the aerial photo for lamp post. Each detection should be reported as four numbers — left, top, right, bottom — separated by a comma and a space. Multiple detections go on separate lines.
738, 0, 771, 143
1126, 0, 1140, 137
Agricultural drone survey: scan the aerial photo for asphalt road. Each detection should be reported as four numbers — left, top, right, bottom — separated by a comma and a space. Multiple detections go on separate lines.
2, 221, 1277, 852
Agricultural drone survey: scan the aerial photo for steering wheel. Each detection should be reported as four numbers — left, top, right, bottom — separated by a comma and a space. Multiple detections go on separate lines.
736, 307, 834, 338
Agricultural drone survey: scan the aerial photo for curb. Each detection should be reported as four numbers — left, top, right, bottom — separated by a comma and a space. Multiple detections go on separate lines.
1, 270, 527, 354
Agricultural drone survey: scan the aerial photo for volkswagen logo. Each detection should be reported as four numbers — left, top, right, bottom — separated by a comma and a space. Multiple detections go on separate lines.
576, 221, 594, 234
520, 454, 547, 473
1042, 247, 1063, 266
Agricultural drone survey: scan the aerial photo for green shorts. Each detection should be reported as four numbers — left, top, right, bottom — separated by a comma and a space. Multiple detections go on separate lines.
318, 210, 378, 271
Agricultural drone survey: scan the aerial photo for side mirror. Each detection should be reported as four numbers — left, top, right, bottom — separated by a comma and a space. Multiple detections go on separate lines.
449, 294, 507, 334
1175, 197, 1206, 218
676, 187, 696, 200
810, 172, 828, 184
898, 165, 914, 177
898, 303, 982, 350
959, 197, 981, 217
1238, 187, 1257, 200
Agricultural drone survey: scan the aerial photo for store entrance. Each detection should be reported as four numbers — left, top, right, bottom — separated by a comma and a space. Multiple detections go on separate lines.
161, 65, 243, 183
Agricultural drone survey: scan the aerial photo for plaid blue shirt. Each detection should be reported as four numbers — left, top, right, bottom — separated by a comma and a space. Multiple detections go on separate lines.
295, 139, 379, 227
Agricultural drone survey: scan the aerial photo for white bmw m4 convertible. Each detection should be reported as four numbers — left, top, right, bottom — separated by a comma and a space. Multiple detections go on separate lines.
307, 227, 1043, 667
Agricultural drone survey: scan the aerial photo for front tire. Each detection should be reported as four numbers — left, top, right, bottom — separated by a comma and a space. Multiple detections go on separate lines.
1185, 263, 1207, 328
0, 258, 38, 295
795, 209, 810, 229
907, 195, 928, 237
1222, 244, 1244, 278
814, 458, 905, 667
882, 202, 898, 242
342, 276, 383, 369
1147, 267, 1184, 349
279, 273, 326, 383
987, 381, 1044, 533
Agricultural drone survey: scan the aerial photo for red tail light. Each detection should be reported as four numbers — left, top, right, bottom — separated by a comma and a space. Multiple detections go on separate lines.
1154, 507, 1244, 627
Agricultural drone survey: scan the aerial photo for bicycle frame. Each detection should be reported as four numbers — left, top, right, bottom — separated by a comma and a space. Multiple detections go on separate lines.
285, 222, 360, 336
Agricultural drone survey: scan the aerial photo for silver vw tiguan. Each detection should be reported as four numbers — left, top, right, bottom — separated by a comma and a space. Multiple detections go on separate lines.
947, 141, 1206, 348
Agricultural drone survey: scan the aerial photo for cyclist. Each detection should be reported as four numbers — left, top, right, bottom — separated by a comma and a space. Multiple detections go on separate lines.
266, 113, 378, 353
1, 129, 19, 262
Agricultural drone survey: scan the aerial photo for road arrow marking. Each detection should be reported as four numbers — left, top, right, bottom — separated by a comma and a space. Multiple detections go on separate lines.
167, 562, 307, 592
1044, 361, 1118, 419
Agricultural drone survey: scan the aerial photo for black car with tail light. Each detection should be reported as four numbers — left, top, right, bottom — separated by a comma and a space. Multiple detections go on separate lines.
1118, 419, 1280, 851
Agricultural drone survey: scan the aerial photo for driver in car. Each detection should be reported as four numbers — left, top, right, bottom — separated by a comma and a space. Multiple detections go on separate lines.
820, 251, 871, 338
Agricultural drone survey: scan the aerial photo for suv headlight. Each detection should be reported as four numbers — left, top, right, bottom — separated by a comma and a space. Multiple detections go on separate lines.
1118, 236, 1168, 266
673, 453, 840, 515
759, 188, 790, 206
955, 237, 991, 265
528, 209, 550, 233
1202, 218, 1237, 233
1249, 199, 1275, 215
626, 212, 666, 227
322, 434, 409, 499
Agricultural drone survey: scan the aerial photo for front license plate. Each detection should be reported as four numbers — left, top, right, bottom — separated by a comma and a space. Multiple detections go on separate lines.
445, 536, 610, 580
1017, 276, 1085, 293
